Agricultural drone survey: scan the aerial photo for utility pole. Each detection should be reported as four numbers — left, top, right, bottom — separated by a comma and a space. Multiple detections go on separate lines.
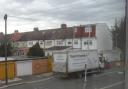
72, 27, 75, 49
87, 25, 91, 51
83, 26, 91, 89
81, 26, 83, 50
4, 14, 8, 85
83, 64, 87, 89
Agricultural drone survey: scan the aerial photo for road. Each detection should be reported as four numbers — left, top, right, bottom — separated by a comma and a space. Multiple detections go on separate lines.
2, 68, 124, 89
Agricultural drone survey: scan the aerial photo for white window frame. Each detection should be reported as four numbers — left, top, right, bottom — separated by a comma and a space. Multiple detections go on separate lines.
68, 41, 72, 44
29, 42, 33, 45
39, 40, 44, 44
85, 26, 92, 32
74, 27, 77, 32
46, 40, 52, 46
74, 40, 78, 44
57, 40, 63, 45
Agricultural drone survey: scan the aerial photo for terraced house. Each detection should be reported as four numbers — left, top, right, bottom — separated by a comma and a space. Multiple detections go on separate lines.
0, 23, 112, 56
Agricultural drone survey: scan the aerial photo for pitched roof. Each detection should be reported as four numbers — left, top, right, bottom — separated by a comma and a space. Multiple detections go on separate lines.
19, 27, 74, 41
19, 30, 43, 41
9, 32, 22, 41
3, 23, 98, 42
0, 31, 22, 42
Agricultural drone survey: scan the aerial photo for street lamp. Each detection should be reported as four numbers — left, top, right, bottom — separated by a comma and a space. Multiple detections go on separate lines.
4, 14, 8, 85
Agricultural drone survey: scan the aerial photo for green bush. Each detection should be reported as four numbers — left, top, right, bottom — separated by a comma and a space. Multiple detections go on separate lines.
27, 42, 45, 57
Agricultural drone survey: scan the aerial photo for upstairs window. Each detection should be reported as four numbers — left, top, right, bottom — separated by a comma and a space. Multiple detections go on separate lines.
16, 42, 19, 46
85, 26, 92, 33
57, 40, 63, 45
39, 41, 43, 44
74, 27, 77, 32
46, 40, 52, 46
29, 42, 33, 45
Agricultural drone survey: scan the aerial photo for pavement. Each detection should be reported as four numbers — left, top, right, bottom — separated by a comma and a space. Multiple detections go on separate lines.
0, 72, 54, 88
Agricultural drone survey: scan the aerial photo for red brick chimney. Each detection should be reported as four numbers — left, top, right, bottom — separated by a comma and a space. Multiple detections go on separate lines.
14, 30, 19, 33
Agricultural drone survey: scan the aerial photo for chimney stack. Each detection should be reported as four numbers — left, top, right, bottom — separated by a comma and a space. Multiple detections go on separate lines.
61, 24, 67, 29
14, 30, 19, 33
33, 27, 39, 31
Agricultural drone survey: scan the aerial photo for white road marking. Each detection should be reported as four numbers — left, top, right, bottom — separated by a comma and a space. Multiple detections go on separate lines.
0, 86, 8, 89
26, 76, 55, 84
118, 72, 124, 74
99, 81, 124, 89
0, 78, 22, 84
0, 82, 25, 89
33, 86, 48, 89
0, 76, 55, 89
93, 71, 123, 78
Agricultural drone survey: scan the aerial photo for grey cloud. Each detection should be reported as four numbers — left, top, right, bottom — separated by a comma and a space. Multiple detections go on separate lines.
13, 0, 35, 4
3, 0, 125, 22
44, 0, 79, 6
0, 0, 125, 33
33, 0, 124, 22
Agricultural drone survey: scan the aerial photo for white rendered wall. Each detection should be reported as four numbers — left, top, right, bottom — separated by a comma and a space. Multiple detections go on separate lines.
96, 23, 112, 52
82, 38, 97, 50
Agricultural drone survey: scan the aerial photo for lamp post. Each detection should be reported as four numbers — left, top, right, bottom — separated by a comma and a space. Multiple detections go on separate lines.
4, 14, 8, 85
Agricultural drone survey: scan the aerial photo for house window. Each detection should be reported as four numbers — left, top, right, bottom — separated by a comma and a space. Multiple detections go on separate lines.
29, 42, 33, 45
89, 41, 92, 45
85, 26, 92, 32
74, 27, 77, 32
74, 40, 78, 44
57, 41, 63, 45
84, 40, 92, 45
46, 40, 52, 46
22, 42, 24, 45
15, 42, 19, 46
84, 42, 88, 45
40, 41, 43, 44
68, 42, 72, 44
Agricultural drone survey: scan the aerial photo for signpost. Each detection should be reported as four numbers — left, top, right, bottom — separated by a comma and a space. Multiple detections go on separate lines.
83, 64, 87, 89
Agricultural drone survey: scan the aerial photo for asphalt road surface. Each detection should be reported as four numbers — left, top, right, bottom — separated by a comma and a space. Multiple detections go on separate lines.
2, 68, 124, 89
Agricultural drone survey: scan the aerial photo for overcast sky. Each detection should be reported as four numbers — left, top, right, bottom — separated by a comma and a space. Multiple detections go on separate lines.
0, 0, 125, 33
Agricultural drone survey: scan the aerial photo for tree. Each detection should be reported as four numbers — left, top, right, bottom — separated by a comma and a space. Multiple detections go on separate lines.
112, 18, 126, 51
27, 43, 45, 57
112, 18, 126, 58
0, 42, 13, 57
